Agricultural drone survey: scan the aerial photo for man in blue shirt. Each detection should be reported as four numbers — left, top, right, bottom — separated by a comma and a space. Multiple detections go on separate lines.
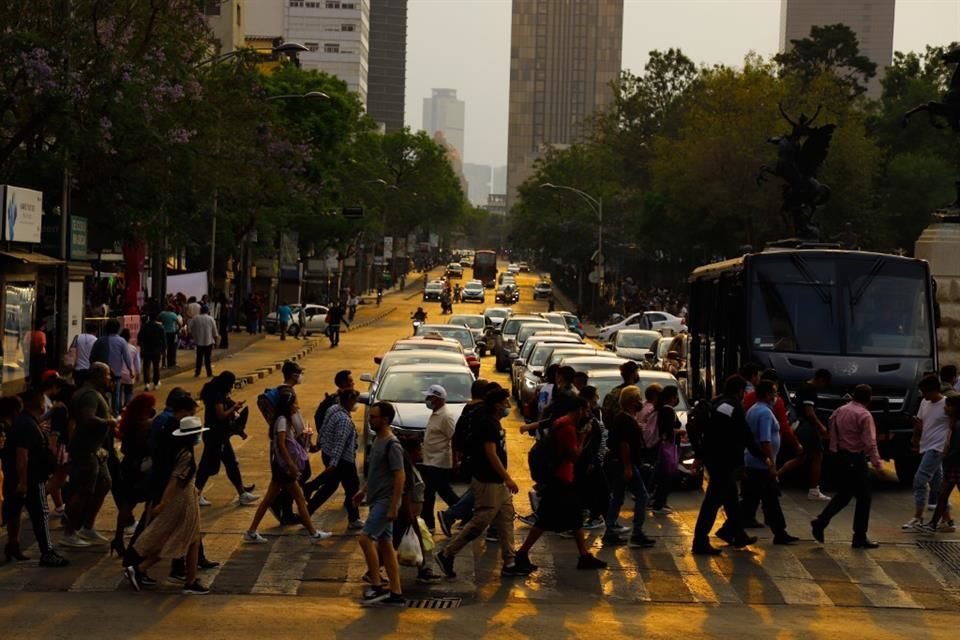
89, 318, 133, 415
277, 302, 293, 341
739, 379, 798, 545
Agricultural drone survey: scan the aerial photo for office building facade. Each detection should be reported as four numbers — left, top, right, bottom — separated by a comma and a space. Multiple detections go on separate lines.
423, 88, 466, 161
367, 0, 408, 132
506, 0, 623, 210
779, 0, 895, 96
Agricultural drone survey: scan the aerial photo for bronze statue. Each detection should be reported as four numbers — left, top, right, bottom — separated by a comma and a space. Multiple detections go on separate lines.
760, 103, 836, 240
902, 46, 960, 132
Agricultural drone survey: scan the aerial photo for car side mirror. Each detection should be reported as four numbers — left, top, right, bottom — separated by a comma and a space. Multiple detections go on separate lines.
374, 355, 383, 365
359, 373, 373, 383
604, 343, 614, 351
644, 352, 656, 362
509, 352, 519, 360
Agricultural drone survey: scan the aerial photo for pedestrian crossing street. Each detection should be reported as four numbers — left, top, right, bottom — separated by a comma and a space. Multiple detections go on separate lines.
2, 513, 958, 611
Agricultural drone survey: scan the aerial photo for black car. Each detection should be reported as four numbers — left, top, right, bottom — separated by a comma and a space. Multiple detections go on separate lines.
423, 281, 444, 302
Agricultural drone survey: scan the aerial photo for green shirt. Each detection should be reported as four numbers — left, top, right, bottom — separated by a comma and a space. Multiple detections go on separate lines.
158, 310, 179, 334
69, 385, 112, 457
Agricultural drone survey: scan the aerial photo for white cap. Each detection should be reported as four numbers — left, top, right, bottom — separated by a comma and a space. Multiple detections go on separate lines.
424, 384, 447, 401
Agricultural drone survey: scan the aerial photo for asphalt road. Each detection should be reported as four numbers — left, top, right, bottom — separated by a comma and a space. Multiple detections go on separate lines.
2, 265, 960, 638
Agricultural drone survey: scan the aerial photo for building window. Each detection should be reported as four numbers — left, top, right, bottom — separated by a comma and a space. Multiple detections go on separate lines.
236, 4, 241, 26
325, 1, 340, 8
204, 0, 221, 15
342, 2, 356, 8
324, 43, 340, 53
305, 42, 319, 52
341, 23, 355, 31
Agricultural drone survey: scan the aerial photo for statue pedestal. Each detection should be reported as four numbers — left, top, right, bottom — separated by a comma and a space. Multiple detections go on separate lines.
915, 212, 960, 366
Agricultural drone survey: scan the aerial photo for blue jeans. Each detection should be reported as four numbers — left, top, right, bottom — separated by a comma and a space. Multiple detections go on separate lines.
605, 461, 649, 535
444, 488, 474, 522
914, 449, 944, 511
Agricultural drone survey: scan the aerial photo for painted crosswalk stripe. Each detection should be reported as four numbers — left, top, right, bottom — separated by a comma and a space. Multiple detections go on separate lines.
673, 548, 742, 604
825, 545, 921, 609
753, 547, 832, 606
251, 535, 312, 595
68, 549, 125, 592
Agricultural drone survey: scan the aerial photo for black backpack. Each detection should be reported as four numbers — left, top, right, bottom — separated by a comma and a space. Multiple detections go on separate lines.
527, 427, 558, 487
314, 392, 337, 433
685, 398, 713, 459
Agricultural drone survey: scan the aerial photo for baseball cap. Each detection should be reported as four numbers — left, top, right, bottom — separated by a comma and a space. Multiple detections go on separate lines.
282, 361, 304, 377
424, 384, 447, 401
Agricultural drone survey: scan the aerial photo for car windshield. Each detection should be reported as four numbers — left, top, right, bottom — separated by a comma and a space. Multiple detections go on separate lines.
618, 332, 659, 349
486, 309, 509, 319
378, 354, 462, 380
465, 284, 483, 292
543, 316, 566, 327
418, 326, 474, 349
450, 316, 484, 329
502, 319, 543, 335
517, 324, 561, 344
377, 371, 473, 403
426, 283, 443, 291
750, 255, 933, 357
530, 343, 582, 367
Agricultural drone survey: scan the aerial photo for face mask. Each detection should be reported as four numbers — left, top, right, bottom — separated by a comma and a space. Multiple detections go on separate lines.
501, 406, 510, 418
425, 399, 435, 410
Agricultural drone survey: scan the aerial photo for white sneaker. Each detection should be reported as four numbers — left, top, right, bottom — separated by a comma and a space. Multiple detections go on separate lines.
78, 527, 110, 544
928, 504, 938, 512
61, 533, 92, 548
145, 383, 153, 392
901, 517, 924, 531
155, 382, 162, 389
311, 530, 333, 542
808, 489, 832, 501
238, 491, 260, 506
198, 495, 212, 507
243, 531, 268, 544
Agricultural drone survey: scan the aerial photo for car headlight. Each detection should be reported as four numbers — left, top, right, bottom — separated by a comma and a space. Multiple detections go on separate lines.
524, 376, 538, 388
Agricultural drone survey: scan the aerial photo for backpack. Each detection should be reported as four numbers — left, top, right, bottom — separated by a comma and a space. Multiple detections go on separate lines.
685, 399, 713, 458
602, 385, 624, 424
257, 387, 282, 436
453, 404, 478, 481
314, 392, 337, 435
527, 428, 558, 486
641, 405, 660, 449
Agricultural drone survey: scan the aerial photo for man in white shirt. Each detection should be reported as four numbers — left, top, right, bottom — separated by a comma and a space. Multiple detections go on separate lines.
903, 374, 953, 530
188, 305, 220, 378
72, 323, 99, 385
419, 385, 460, 532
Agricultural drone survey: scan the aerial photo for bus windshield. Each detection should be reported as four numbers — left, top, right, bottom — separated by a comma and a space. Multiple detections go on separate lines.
749, 255, 932, 358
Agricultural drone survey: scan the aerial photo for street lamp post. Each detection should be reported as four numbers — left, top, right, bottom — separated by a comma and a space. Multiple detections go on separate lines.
540, 182, 604, 294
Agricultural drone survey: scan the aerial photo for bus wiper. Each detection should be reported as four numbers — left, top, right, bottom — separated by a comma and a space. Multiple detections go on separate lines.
850, 258, 885, 307
789, 255, 832, 306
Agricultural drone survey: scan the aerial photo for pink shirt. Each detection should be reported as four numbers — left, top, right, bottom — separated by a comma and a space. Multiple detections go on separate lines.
829, 401, 881, 467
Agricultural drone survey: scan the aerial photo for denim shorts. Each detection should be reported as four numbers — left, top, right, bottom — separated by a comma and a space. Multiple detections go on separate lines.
363, 501, 393, 541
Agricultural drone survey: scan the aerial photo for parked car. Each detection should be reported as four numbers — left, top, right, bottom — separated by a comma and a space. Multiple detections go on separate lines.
423, 280, 445, 302
533, 281, 553, 300
557, 311, 585, 338
360, 363, 473, 470
461, 280, 485, 303
607, 329, 662, 361
414, 324, 481, 375
264, 303, 329, 336
359, 349, 470, 396
447, 313, 489, 356
597, 311, 685, 341
446, 263, 464, 279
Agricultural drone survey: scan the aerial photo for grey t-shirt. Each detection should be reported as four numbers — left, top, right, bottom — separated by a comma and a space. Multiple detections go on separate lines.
367, 434, 403, 505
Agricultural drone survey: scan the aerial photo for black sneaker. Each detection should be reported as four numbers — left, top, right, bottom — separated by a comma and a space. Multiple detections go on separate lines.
714, 528, 735, 545
743, 519, 764, 529
811, 519, 826, 543
416, 566, 442, 583
38, 550, 69, 567
773, 533, 800, 545
629, 533, 656, 548
437, 510, 454, 538
360, 585, 390, 606
434, 550, 456, 578
168, 570, 187, 584
381, 593, 407, 607
602, 532, 628, 546
137, 572, 157, 587
198, 558, 220, 570
513, 551, 538, 574
730, 535, 758, 549
182, 581, 210, 595
484, 529, 499, 542
123, 566, 141, 592
852, 538, 880, 549
691, 543, 723, 556
576, 553, 608, 570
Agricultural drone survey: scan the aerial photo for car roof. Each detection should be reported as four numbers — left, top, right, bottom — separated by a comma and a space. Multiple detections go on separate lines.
560, 356, 628, 365
382, 363, 474, 375
506, 315, 549, 322
540, 312, 566, 319
448, 314, 484, 320
527, 335, 581, 345
381, 349, 465, 361
419, 324, 469, 331
392, 337, 462, 348
638, 370, 682, 383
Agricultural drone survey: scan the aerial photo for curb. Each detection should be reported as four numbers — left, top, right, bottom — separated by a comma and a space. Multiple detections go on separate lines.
234, 338, 321, 390
167, 334, 267, 379
349, 306, 397, 331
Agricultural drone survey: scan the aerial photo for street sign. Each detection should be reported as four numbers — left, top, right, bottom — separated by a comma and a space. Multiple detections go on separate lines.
70, 216, 89, 259
342, 206, 364, 219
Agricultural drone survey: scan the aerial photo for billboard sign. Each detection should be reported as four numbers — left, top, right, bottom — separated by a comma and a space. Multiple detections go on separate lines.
2, 185, 43, 243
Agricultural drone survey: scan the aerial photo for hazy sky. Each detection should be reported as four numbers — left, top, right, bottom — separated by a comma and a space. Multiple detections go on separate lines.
404, 0, 960, 168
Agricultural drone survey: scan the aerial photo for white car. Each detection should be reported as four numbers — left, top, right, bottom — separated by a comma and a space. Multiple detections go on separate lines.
264, 303, 329, 336
507, 263, 520, 274
597, 311, 685, 341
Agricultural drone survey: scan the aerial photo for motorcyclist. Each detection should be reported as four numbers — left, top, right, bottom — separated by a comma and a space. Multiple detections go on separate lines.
454, 284, 462, 303
412, 307, 427, 322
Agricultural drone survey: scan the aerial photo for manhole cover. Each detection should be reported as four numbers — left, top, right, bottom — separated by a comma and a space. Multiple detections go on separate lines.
405, 597, 462, 609
917, 541, 960, 578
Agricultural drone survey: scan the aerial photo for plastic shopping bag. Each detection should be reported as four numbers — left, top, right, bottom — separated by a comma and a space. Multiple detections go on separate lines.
398, 525, 423, 566
417, 517, 435, 553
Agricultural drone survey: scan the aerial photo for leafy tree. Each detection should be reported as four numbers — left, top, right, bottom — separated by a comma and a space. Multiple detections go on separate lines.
775, 23, 878, 97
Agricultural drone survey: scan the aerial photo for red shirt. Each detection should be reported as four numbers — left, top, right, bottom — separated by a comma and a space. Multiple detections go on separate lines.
743, 391, 800, 452
829, 401, 881, 467
551, 415, 579, 484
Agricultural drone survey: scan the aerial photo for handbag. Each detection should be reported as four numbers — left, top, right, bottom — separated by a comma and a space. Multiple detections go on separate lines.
658, 441, 679, 475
